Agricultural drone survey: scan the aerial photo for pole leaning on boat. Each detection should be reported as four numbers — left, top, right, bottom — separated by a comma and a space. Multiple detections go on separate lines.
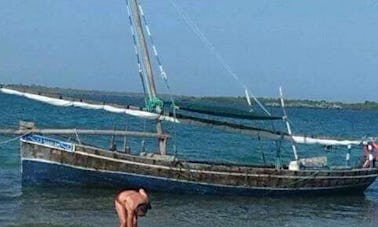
129, 0, 167, 155
279, 87, 300, 170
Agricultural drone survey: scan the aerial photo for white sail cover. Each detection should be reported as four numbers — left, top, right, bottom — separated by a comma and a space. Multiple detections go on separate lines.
292, 135, 361, 146
0, 88, 179, 123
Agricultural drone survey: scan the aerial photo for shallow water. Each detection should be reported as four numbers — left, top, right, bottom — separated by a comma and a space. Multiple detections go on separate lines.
0, 93, 378, 226
2, 186, 378, 227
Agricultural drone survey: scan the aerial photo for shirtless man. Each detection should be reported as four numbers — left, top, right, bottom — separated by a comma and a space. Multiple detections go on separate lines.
115, 188, 151, 227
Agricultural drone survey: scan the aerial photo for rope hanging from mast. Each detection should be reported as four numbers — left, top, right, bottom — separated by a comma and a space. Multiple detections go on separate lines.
137, 3, 170, 89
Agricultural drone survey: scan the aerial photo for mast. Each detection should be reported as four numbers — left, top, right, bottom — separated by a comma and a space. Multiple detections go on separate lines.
130, 0, 157, 98
129, 0, 167, 155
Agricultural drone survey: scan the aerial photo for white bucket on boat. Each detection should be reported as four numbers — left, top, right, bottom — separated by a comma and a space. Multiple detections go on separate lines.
289, 161, 300, 171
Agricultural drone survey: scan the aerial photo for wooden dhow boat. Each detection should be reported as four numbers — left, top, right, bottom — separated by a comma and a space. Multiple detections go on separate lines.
1, 0, 377, 196
18, 133, 378, 196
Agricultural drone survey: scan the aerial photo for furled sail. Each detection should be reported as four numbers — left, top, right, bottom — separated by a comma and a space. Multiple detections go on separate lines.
176, 101, 282, 121
291, 136, 362, 146
0, 88, 178, 123
174, 113, 364, 146
0, 87, 367, 146
175, 113, 288, 140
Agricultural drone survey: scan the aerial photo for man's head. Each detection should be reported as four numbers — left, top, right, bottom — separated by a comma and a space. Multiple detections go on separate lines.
136, 203, 151, 217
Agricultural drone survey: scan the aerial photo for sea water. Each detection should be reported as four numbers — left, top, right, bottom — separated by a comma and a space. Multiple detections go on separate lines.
0, 92, 377, 227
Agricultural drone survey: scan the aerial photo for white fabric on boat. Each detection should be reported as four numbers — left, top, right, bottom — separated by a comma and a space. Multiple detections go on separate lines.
125, 108, 157, 118
292, 135, 361, 146
72, 101, 103, 110
103, 105, 127, 113
24, 93, 72, 107
0, 88, 24, 96
0, 88, 179, 122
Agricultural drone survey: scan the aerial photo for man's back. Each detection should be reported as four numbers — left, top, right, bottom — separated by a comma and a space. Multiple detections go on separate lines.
115, 189, 150, 227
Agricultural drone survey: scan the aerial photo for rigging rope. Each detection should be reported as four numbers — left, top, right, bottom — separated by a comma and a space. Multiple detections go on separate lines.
137, 3, 170, 89
0, 132, 31, 145
74, 128, 82, 145
145, 96, 164, 112
170, 0, 271, 116
170, 0, 285, 160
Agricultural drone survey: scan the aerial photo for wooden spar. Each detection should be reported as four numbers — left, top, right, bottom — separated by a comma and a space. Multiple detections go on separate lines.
155, 122, 166, 154
0, 129, 170, 139
129, 0, 167, 155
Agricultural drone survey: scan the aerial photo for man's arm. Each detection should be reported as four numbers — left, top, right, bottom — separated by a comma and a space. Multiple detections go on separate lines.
133, 215, 138, 227
126, 209, 135, 227
126, 199, 136, 227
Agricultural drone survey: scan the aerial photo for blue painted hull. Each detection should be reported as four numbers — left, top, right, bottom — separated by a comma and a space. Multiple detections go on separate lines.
22, 159, 372, 196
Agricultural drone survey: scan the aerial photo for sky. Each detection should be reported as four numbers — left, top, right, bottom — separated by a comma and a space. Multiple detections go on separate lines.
1, 0, 378, 102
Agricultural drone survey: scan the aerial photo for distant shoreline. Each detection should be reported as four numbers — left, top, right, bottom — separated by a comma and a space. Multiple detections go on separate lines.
2, 84, 378, 110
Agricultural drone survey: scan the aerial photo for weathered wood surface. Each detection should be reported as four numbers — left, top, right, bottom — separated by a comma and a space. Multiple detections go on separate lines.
21, 140, 378, 194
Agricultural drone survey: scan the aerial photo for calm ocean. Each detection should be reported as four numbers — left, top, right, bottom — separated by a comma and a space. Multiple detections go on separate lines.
0, 92, 377, 227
